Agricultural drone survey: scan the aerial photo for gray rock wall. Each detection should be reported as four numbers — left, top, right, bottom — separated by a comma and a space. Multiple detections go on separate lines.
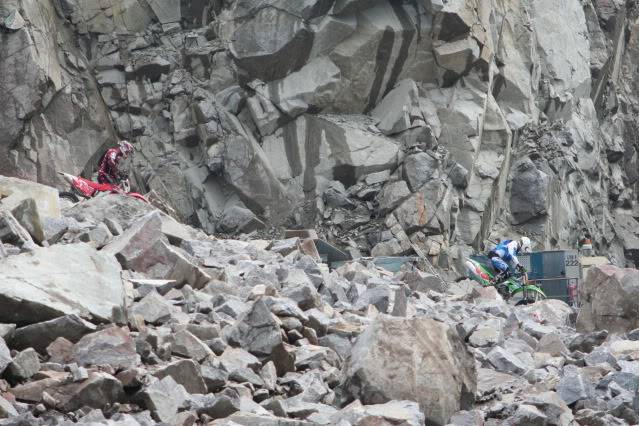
2, 0, 639, 266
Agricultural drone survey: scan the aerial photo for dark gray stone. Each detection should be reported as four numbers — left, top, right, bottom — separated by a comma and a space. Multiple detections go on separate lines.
11, 314, 97, 353
557, 368, 594, 405
223, 299, 282, 356
128, 291, 175, 325
510, 159, 550, 224
201, 356, 229, 392
403, 152, 440, 191
569, 330, 609, 353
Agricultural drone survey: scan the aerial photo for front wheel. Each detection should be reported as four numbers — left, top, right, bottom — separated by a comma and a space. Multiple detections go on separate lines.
59, 191, 80, 203
515, 287, 546, 305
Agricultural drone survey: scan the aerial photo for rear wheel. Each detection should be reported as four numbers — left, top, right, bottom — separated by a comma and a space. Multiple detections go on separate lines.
58, 191, 80, 203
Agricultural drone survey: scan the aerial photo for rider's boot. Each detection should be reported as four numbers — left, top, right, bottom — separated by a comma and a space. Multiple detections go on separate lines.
493, 271, 507, 284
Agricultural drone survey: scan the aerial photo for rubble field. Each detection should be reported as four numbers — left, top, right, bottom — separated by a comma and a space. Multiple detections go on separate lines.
0, 179, 638, 425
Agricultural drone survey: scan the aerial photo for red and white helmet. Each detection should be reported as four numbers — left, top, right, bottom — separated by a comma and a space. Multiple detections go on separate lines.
119, 140, 134, 155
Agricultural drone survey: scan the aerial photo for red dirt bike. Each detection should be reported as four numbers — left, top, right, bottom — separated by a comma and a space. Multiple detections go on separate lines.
58, 172, 148, 203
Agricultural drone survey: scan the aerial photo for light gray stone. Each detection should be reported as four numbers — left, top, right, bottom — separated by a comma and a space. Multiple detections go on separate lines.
172, 330, 213, 362
153, 359, 207, 394
128, 290, 175, 325
0, 243, 125, 325
0, 208, 35, 246
577, 265, 639, 334
507, 404, 548, 426
139, 376, 189, 424
72, 327, 140, 370
256, 57, 341, 118
487, 346, 531, 375
6, 348, 40, 383
103, 211, 211, 289
370, 79, 423, 135
557, 369, 593, 405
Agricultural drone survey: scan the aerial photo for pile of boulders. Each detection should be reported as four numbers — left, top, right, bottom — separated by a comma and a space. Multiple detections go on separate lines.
2, 177, 639, 426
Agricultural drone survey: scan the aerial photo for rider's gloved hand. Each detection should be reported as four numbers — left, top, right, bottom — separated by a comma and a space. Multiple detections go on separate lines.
516, 264, 526, 273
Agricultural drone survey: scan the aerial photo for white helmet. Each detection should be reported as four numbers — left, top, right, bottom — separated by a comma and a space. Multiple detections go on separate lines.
519, 236, 532, 253
118, 140, 134, 155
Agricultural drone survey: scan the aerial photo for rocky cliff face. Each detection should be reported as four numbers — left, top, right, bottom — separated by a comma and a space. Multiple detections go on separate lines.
2, 0, 639, 268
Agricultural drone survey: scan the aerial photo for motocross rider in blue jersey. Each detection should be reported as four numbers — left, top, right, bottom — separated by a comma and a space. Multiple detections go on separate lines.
488, 237, 532, 284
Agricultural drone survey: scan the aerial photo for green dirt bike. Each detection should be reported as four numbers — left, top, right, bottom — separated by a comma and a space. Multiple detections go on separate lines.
465, 255, 546, 305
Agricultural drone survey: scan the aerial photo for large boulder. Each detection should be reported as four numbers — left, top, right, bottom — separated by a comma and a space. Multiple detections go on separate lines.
531, 0, 591, 99
402, 151, 441, 191
519, 299, 573, 328
228, 6, 314, 82
392, 178, 452, 235
11, 198, 47, 243
343, 315, 476, 425
153, 359, 207, 394
577, 265, 639, 333
328, 2, 435, 112
138, 376, 189, 424
219, 113, 292, 222
128, 290, 176, 325
103, 211, 211, 289
330, 400, 425, 426
62, 194, 154, 229
370, 79, 423, 136
255, 57, 341, 119
59, 0, 154, 33
0, 243, 125, 325
509, 158, 550, 224
0, 210, 33, 247
0, 176, 60, 220
262, 114, 399, 200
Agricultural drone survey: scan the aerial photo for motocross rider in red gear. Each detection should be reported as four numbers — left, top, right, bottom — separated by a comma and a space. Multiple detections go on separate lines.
97, 140, 134, 184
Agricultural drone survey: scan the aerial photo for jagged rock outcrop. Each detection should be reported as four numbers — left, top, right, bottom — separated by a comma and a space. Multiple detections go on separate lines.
0, 0, 116, 187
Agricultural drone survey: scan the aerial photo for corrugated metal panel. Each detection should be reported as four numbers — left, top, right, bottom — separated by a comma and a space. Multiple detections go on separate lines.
519, 253, 543, 279
535, 279, 570, 302
519, 250, 581, 304
543, 251, 566, 277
